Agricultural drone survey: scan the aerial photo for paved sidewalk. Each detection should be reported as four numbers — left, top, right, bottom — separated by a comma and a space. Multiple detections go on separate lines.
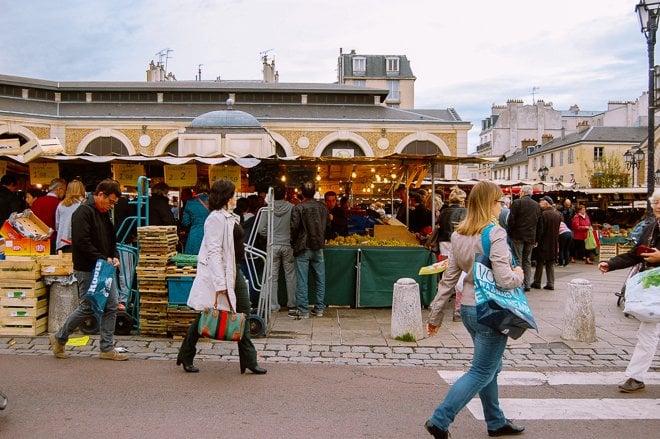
1, 262, 658, 371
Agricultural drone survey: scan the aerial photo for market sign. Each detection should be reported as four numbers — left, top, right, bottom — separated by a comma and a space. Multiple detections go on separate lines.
29, 162, 59, 185
209, 165, 241, 190
164, 164, 197, 187
113, 163, 144, 187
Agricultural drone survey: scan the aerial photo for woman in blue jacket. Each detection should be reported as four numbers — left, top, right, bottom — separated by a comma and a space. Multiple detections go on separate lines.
181, 179, 210, 254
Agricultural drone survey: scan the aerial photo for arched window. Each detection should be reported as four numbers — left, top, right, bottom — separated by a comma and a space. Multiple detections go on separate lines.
85, 137, 129, 156
164, 139, 179, 156
320, 140, 365, 157
275, 143, 287, 157
401, 140, 444, 177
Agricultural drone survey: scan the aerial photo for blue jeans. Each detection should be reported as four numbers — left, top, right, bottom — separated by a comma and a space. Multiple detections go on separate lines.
510, 240, 534, 288
55, 269, 119, 352
558, 231, 573, 266
294, 249, 325, 313
430, 305, 508, 431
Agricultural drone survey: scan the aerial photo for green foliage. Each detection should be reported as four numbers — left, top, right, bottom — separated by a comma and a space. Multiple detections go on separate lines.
586, 153, 628, 188
394, 332, 416, 342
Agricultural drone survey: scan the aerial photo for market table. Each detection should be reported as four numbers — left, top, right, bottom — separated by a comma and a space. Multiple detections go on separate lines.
275, 246, 436, 308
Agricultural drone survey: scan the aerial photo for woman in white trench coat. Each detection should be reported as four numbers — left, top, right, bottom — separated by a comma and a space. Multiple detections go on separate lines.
176, 179, 266, 375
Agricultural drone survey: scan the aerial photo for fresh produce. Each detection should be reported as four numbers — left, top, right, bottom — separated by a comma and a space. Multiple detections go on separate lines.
326, 234, 419, 247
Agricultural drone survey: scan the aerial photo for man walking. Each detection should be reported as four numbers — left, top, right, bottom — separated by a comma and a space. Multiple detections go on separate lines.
258, 184, 296, 314
507, 186, 541, 291
531, 196, 562, 290
49, 179, 128, 361
290, 181, 327, 319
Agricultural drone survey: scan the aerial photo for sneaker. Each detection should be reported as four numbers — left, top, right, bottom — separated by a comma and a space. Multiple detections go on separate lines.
287, 309, 300, 319
311, 308, 324, 317
49, 334, 69, 359
618, 378, 645, 393
99, 349, 129, 361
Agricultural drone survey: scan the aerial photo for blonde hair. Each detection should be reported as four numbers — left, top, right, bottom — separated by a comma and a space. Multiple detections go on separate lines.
60, 180, 86, 207
454, 181, 502, 236
425, 194, 443, 211
448, 186, 466, 204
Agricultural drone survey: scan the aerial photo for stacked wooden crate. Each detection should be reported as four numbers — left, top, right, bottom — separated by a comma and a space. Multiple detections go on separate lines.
0, 258, 47, 336
137, 226, 178, 336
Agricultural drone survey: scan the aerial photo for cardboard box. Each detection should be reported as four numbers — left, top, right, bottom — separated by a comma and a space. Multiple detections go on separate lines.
373, 224, 420, 245
0, 138, 21, 155
0, 221, 50, 256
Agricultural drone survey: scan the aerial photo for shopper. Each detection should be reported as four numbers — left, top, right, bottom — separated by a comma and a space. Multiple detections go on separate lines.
49, 179, 128, 361
571, 205, 594, 264
181, 178, 210, 254
258, 184, 296, 313
324, 190, 348, 239
531, 196, 562, 290
32, 178, 67, 254
0, 174, 23, 224
598, 188, 660, 393
290, 181, 328, 319
425, 181, 525, 439
24, 188, 43, 209
557, 208, 573, 267
55, 180, 86, 253
177, 179, 266, 375
148, 182, 176, 226
507, 185, 541, 291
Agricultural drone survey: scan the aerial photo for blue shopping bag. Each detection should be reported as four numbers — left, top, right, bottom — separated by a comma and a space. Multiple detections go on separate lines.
85, 259, 116, 318
473, 224, 537, 339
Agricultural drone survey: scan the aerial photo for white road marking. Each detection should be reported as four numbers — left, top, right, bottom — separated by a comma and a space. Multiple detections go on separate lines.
466, 398, 660, 420
437, 370, 660, 386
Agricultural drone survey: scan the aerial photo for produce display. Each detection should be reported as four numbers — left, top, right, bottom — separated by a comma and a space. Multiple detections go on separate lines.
326, 234, 419, 247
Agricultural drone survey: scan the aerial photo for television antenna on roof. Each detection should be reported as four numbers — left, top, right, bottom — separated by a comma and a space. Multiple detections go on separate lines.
156, 48, 174, 73
531, 86, 540, 104
259, 49, 274, 62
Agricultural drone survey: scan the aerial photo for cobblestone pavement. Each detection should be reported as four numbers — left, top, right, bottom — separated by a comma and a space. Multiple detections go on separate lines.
2, 262, 659, 371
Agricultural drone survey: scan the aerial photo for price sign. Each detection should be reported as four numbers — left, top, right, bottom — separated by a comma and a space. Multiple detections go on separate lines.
209, 165, 241, 189
29, 162, 59, 185
0, 161, 7, 176
113, 163, 144, 187
164, 164, 197, 187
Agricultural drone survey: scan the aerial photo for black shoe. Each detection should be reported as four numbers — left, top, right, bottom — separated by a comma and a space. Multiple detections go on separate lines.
241, 365, 267, 375
529, 283, 541, 289
543, 285, 554, 290
425, 420, 449, 439
176, 358, 199, 373
488, 420, 525, 436
524, 287, 531, 292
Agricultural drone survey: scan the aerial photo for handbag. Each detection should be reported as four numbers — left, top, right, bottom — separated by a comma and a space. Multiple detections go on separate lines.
84, 259, 116, 318
198, 291, 246, 341
585, 227, 597, 250
623, 265, 660, 322
473, 223, 538, 339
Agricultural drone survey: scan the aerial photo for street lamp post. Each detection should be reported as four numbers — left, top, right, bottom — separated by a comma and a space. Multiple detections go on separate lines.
636, 0, 660, 215
624, 147, 645, 187
537, 165, 549, 181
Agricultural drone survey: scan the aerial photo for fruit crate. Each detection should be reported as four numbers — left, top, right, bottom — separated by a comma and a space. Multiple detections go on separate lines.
0, 285, 48, 336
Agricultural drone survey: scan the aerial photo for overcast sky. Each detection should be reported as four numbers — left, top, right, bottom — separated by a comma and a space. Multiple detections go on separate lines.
0, 0, 651, 151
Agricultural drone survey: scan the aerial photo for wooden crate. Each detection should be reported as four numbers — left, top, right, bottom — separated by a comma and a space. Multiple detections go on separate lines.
599, 244, 617, 260
0, 294, 48, 336
39, 253, 73, 276
167, 307, 198, 337
0, 280, 46, 299
0, 257, 41, 280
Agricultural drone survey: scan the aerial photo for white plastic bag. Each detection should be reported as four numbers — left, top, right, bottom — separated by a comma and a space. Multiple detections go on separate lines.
624, 266, 660, 322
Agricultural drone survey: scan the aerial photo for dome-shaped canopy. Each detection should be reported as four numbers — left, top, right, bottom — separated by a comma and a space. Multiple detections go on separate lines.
190, 110, 262, 128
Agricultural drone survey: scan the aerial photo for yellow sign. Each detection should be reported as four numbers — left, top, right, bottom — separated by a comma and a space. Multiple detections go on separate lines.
0, 160, 7, 176
164, 164, 197, 187
209, 165, 241, 188
113, 163, 144, 187
29, 162, 59, 185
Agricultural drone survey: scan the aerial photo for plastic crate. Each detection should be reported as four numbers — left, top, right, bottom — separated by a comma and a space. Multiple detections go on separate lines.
167, 276, 194, 304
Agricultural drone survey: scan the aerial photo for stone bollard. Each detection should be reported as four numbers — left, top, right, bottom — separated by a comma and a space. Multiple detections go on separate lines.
391, 278, 424, 341
48, 281, 79, 333
561, 278, 596, 343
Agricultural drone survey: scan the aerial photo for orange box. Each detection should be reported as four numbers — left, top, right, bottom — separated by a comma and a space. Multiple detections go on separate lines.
0, 221, 50, 256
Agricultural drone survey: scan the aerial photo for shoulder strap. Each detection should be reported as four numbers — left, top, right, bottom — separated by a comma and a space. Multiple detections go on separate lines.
197, 197, 209, 211
480, 223, 496, 257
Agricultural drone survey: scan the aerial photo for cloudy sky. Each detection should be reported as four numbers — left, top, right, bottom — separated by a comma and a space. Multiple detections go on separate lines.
0, 0, 651, 151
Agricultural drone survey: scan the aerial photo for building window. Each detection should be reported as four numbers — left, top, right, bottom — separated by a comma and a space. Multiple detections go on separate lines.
387, 80, 400, 101
559, 150, 564, 166
533, 157, 538, 170
386, 57, 400, 75
353, 79, 366, 87
352, 57, 366, 76
568, 148, 574, 164
594, 146, 604, 162
550, 153, 555, 167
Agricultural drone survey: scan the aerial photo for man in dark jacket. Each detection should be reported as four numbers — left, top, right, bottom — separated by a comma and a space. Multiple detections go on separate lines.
290, 181, 328, 319
0, 174, 23, 225
148, 182, 176, 226
531, 196, 562, 290
508, 185, 542, 291
324, 190, 347, 240
49, 179, 128, 361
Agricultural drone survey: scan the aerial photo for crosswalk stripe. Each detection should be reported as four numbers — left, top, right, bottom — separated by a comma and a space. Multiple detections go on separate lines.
437, 370, 660, 386
466, 398, 660, 420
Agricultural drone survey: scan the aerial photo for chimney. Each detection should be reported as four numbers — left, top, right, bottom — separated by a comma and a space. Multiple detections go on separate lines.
263, 57, 279, 83
541, 134, 554, 144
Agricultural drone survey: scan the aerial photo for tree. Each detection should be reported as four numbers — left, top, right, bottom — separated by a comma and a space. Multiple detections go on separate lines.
586, 153, 628, 188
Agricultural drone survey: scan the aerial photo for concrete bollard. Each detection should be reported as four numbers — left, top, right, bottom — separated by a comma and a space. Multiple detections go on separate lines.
48, 281, 79, 333
391, 278, 424, 341
561, 278, 596, 343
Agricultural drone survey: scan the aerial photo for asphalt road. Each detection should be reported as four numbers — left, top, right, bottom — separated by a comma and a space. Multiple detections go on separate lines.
0, 356, 658, 438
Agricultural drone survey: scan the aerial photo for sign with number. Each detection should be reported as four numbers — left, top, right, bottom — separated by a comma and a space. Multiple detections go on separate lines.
113, 163, 144, 187
29, 162, 59, 185
209, 165, 241, 189
164, 164, 197, 187
0, 160, 7, 176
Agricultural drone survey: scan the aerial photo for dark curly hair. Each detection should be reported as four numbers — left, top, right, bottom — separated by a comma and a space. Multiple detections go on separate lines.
209, 180, 235, 211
